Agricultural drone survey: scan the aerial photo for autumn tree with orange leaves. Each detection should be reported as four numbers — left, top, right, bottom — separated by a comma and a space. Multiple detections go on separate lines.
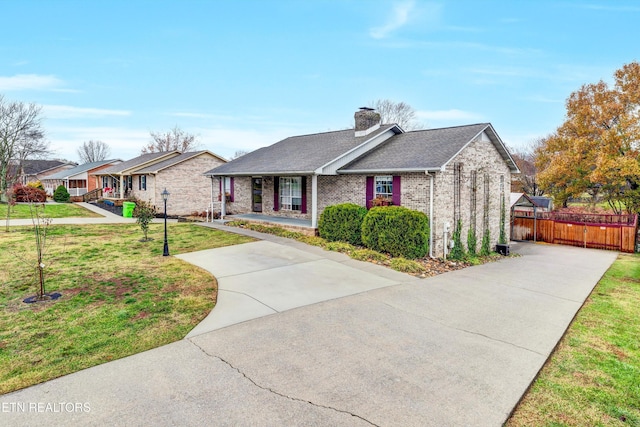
536, 61, 640, 213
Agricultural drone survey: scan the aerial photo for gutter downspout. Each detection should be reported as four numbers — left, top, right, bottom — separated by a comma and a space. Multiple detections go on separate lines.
427, 171, 435, 258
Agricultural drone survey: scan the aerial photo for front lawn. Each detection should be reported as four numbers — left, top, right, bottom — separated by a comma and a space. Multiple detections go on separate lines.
0, 223, 254, 394
507, 253, 640, 426
0, 202, 102, 219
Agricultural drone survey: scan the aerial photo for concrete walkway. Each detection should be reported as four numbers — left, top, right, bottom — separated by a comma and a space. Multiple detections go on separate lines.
0, 202, 170, 226
0, 225, 618, 426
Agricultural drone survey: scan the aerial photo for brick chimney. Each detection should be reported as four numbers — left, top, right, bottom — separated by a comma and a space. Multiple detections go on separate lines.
354, 107, 381, 137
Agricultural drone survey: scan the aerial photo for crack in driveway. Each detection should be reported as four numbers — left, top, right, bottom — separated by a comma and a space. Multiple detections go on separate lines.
188, 340, 380, 427
376, 299, 545, 356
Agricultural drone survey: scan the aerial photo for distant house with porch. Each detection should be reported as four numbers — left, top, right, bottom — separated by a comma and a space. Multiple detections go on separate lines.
94, 150, 226, 215
10, 159, 76, 186
204, 108, 519, 256
41, 159, 122, 197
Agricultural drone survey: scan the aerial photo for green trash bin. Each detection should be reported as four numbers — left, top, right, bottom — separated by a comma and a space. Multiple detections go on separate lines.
122, 201, 136, 218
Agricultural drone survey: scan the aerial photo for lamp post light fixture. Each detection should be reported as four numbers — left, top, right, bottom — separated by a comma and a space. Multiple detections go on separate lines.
161, 188, 170, 257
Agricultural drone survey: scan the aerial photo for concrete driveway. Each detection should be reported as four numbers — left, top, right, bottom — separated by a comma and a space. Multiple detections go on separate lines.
0, 234, 618, 427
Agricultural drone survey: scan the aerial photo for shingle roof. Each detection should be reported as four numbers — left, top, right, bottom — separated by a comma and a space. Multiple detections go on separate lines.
339, 123, 491, 172
98, 151, 180, 175
21, 160, 71, 175
134, 151, 221, 174
530, 196, 553, 209
42, 159, 120, 180
204, 124, 397, 176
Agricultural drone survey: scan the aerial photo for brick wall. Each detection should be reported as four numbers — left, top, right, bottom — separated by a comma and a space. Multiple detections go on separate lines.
130, 154, 225, 215
429, 134, 511, 256
212, 132, 511, 257
317, 175, 366, 213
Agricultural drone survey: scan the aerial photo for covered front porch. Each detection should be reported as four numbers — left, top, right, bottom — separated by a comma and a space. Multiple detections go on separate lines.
225, 213, 317, 236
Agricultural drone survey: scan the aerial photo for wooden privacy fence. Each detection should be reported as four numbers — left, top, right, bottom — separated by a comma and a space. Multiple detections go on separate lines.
511, 210, 638, 253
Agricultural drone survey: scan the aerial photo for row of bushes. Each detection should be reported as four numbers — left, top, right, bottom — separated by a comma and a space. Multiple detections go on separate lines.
319, 203, 429, 259
9, 183, 71, 203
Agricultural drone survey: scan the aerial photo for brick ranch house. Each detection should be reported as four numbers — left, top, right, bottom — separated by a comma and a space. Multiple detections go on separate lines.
95, 150, 226, 215
204, 108, 519, 256
11, 159, 76, 186
40, 159, 122, 196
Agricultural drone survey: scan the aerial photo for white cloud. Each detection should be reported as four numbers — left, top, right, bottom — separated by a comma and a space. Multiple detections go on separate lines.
416, 109, 484, 122
0, 74, 66, 91
370, 1, 416, 39
42, 105, 131, 119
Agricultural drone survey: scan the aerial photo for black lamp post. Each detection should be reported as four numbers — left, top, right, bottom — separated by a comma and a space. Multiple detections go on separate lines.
161, 188, 170, 256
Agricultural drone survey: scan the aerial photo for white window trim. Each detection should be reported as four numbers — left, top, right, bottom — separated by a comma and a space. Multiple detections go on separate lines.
374, 175, 393, 199
279, 177, 302, 211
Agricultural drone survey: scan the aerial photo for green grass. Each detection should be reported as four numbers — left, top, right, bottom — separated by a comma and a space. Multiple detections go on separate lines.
0, 202, 102, 219
507, 253, 640, 426
0, 223, 254, 394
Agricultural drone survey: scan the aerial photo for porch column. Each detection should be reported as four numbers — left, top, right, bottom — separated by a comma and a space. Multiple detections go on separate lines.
119, 176, 124, 199
311, 174, 318, 228
209, 176, 214, 221
220, 176, 226, 219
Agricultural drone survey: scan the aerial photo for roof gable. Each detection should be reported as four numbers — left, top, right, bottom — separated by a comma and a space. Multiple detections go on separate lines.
339, 123, 519, 173
134, 151, 225, 174
42, 159, 121, 180
22, 160, 73, 175
204, 124, 398, 176
97, 151, 181, 175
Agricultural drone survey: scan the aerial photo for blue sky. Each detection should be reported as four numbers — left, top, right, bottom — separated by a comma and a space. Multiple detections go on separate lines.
1, 0, 639, 162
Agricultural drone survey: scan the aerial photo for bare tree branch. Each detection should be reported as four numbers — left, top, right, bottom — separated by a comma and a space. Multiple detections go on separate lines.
77, 140, 111, 163
371, 99, 424, 130
0, 95, 49, 199
142, 126, 200, 154
230, 149, 248, 160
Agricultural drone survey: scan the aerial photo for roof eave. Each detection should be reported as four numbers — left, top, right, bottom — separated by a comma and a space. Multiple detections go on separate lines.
338, 167, 441, 174
204, 170, 315, 177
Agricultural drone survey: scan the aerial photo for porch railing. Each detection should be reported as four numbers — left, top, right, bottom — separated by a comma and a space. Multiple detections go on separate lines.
82, 188, 103, 202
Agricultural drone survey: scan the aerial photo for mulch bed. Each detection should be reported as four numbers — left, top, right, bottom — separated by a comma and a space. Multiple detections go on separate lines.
91, 201, 123, 216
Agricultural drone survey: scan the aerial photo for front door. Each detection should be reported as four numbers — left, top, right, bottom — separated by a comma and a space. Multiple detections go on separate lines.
252, 178, 262, 212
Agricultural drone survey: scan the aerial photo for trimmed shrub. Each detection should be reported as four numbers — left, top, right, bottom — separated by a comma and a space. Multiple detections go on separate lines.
53, 185, 70, 203
361, 206, 429, 259
13, 184, 47, 203
318, 203, 368, 245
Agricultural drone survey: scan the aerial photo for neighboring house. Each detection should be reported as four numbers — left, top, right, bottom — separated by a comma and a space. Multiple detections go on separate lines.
204, 108, 519, 256
40, 159, 122, 196
10, 159, 76, 186
530, 196, 553, 212
95, 150, 226, 215
511, 192, 554, 214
